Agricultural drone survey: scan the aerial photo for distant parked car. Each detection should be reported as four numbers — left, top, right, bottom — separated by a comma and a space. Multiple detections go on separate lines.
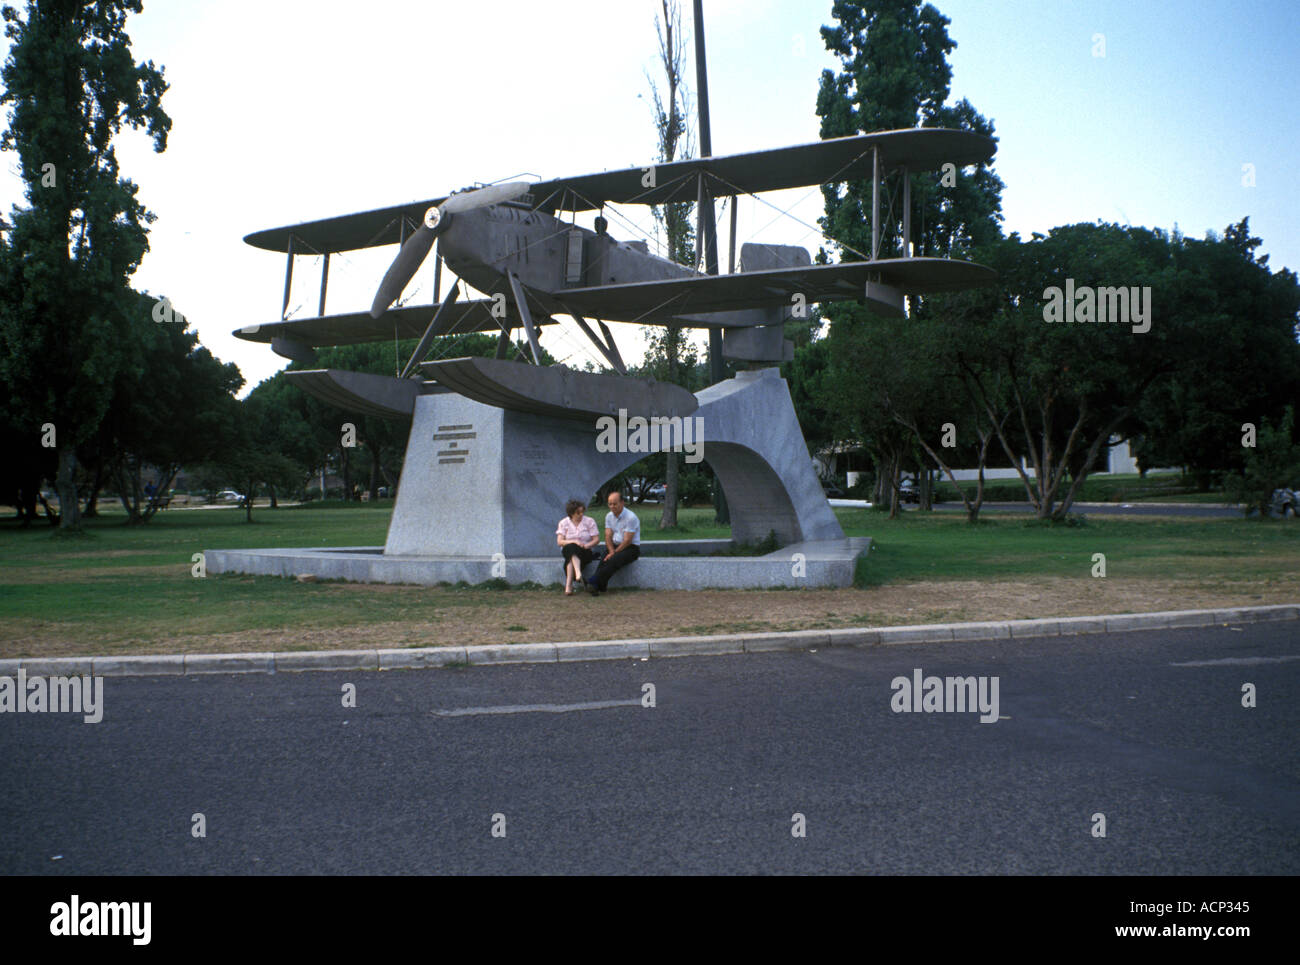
1271, 487, 1297, 517
643, 483, 667, 502
899, 478, 920, 504
822, 481, 845, 498
215, 489, 244, 504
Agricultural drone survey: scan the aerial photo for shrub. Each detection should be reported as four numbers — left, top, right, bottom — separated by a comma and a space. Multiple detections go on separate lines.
846, 474, 875, 499
678, 472, 713, 505
1224, 407, 1300, 517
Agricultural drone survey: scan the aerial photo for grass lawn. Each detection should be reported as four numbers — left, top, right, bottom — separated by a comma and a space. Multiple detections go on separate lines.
1, 502, 1295, 658
834, 507, 1297, 584
932, 471, 1237, 505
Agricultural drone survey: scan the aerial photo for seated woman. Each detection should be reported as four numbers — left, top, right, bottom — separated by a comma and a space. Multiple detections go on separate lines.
556, 499, 599, 596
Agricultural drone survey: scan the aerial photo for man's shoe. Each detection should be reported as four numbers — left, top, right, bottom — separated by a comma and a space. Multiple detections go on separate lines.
587, 583, 602, 596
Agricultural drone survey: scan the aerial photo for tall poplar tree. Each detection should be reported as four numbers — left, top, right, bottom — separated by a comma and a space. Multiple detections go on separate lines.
813, 0, 1003, 515
0, 0, 170, 529
816, 0, 1003, 261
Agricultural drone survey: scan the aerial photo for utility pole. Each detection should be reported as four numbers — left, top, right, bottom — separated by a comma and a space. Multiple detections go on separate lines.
693, 0, 721, 379
692, 0, 728, 523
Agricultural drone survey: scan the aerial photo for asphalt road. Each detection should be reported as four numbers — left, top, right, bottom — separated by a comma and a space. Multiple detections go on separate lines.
2, 623, 1297, 874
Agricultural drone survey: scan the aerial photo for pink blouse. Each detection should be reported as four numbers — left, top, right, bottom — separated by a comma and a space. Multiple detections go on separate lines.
557, 514, 598, 544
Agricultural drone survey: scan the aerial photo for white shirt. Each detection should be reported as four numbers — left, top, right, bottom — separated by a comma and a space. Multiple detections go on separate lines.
604, 507, 641, 546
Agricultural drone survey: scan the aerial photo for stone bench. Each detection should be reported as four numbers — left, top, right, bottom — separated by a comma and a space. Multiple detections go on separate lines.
205, 537, 871, 590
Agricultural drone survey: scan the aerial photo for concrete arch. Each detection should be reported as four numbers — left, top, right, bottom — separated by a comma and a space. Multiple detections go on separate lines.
384, 368, 843, 557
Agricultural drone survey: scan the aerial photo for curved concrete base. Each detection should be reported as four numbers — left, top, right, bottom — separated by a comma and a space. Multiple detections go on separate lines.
692, 369, 843, 546
205, 537, 870, 590
384, 367, 843, 557
208, 368, 855, 590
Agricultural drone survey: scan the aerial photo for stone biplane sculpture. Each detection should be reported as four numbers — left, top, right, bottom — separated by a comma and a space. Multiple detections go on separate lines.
225, 129, 997, 585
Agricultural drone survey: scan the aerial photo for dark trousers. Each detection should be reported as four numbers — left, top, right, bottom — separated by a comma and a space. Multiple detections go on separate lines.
561, 543, 594, 578
591, 543, 640, 591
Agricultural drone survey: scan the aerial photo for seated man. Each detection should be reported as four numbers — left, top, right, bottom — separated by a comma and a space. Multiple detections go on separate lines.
588, 489, 640, 596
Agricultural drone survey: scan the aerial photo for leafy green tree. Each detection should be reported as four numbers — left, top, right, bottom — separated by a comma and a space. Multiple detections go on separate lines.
0, 0, 170, 529
204, 401, 299, 523
309, 341, 410, 501
892, 220, 1300, 521
812, 0, 1004, 516
936, 226, 1182, 518
240, 369, 323, 505
94, 290, 242, 522
816, 0, 1003, 263
0, 419, 56, 524
781, 335, 836, 458
1224, 407, 1300, 517
912, 277, 1009, 520
1132, 219, 1300, 486
831, 297, 1004, 520
825, 310, 944, 517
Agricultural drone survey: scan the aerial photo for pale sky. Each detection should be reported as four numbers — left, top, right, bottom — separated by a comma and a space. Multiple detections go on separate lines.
2, 0, 1296, 394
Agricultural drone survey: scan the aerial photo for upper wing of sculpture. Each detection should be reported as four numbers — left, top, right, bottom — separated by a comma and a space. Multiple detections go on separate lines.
243, 129, 996, 254
526, 128, 995, 213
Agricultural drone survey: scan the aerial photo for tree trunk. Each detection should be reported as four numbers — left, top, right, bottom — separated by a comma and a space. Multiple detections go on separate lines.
368, 444, 380, 502
969, 427, 993, 523
56, 443, 81, 530
661, 451, 679, 527
871, 454, 887, 505
885, 449, 902, 519
141, 467, 178, 522
18, 470, 41, 526
114, 458, 144, 524
129, 460, 146, 524
896, 411, 994, 524
38, 491, 59, 525
83, 460, 104, 518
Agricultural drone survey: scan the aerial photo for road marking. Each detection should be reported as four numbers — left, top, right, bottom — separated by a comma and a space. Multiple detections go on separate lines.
1171, 655, 1300, 667
431, 698, 641, 718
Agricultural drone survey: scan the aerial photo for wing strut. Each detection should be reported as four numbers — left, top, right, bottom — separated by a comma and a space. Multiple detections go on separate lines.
597, 321, 627, 374
317, 252, 330, 315
507, 271, 543, 365
433, 237, 442, 301
281, 235, 295, 319
568, 311, 627, 375
399, 284, 461, 379
901, 164, 911, 258
871, 146, 881, 260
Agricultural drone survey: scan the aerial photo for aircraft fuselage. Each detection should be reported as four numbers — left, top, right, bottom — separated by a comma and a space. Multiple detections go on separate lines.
437, 203, 697, 308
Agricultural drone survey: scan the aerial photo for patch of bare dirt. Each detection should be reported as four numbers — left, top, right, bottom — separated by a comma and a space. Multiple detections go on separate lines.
3, 563, 177, 583
2, 577, 1296, 658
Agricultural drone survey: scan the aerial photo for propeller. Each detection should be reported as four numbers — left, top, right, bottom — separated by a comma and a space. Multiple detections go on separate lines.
369, 181, 531, 318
